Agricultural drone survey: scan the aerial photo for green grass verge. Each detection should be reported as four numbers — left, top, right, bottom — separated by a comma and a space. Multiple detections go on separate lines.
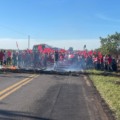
87, 70, 120, 120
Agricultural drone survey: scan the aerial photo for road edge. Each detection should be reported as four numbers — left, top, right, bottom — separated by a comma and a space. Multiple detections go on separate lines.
84, 73, 116, 120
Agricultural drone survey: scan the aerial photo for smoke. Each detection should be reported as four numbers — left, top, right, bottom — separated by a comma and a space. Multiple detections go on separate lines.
16, 51, 85, 72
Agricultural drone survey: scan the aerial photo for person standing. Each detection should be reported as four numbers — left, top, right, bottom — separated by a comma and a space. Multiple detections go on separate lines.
103, 55, 108, 71
0, 50, 4, 66
54, 50, 59, 70
12, 51, 17, 66
7, 50, 12, 65
43, 53, 48, 68
107, 55, 113, 71
3, 50, 8, 65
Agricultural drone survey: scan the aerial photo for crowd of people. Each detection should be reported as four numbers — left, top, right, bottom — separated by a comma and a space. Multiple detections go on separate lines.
0, 50, 12, 66
92, 54, 118, 71
0, 49, 118, 72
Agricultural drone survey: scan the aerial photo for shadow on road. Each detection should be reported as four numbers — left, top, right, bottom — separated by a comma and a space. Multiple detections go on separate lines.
31, 84, 90, 120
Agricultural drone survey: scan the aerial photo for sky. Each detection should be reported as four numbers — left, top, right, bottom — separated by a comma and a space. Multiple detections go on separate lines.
0, 0, 120, 50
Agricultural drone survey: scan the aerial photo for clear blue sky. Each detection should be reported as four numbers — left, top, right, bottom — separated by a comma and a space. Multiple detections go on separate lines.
0, 0, 120, 49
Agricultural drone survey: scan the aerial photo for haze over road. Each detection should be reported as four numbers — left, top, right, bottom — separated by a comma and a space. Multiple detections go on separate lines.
0, 73, 109, 120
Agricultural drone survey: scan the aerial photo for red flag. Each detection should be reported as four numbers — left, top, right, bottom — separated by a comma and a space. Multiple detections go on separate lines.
38, 45, 43, 52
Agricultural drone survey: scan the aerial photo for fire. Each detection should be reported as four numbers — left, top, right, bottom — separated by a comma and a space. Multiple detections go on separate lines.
9, 66, 17, 70
2, 65, 17, 70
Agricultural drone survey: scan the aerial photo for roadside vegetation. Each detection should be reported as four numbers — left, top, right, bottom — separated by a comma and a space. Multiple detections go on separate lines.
99, 32, 120, 55
87, 69, 120, 120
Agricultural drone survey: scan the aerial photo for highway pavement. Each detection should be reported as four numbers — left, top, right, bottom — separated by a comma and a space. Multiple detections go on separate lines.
0, 73, 110, 120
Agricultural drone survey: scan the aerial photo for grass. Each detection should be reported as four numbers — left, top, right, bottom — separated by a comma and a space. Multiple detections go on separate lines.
87, 69, 120, 120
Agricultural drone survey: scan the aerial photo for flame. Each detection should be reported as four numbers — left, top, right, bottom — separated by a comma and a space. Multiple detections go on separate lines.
9, 66, 17, 70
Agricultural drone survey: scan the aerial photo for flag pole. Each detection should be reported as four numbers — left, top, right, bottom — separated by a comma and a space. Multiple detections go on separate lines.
28, 35, 30, 50
16, 41, 19, 51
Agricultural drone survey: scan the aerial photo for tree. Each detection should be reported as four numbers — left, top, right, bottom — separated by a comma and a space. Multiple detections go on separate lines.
68, 47, 73, 51
100, 32, 120, 55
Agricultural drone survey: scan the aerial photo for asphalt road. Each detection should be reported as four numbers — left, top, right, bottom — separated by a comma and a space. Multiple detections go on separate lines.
0, 73, 110, 120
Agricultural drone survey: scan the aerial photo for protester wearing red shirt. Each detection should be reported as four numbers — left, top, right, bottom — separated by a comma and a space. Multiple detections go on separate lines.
99, 55, 104, 70
107, 55, 113, 71
0, 50, 4, 65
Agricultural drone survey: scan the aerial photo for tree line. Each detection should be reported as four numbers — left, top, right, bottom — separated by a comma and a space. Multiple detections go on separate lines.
99, 32, 120, 56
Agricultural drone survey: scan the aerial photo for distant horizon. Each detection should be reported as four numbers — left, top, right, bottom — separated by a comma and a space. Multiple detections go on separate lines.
0, 38, 100, 50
